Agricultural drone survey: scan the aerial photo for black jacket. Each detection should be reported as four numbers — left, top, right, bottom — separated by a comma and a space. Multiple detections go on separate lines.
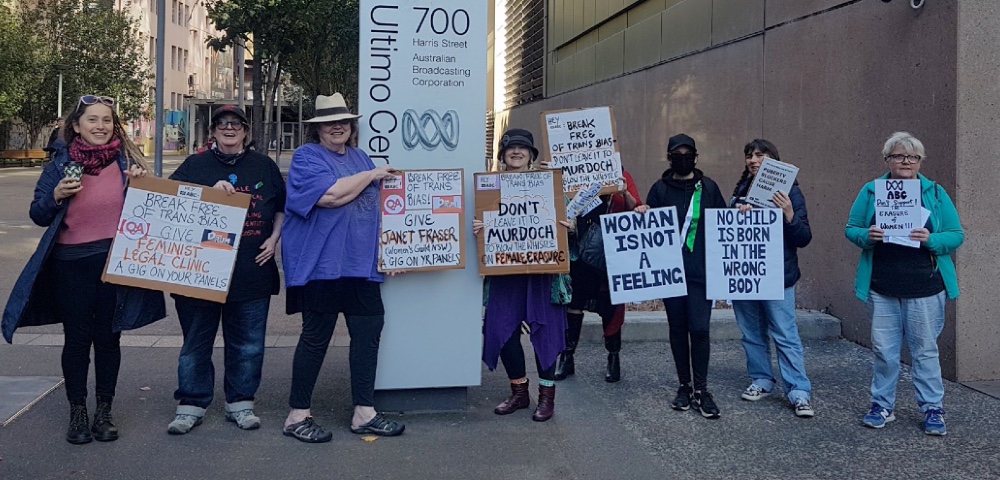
731, 177, 812, 288
645, 168, 727, 285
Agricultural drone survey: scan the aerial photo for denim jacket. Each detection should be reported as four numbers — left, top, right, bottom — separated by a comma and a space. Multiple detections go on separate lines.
1, 141, 166, 343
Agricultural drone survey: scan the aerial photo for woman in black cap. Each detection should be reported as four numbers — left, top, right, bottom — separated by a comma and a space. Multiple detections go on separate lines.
645, 133, 727, 419
165, 105, 286, 435
474, 128, 571, 422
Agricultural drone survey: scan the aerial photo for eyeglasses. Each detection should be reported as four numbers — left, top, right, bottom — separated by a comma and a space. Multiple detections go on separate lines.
77, 95, 115, 109
885, 154, 922, 164
668, 152, 698, 162
214, 120, 245, 130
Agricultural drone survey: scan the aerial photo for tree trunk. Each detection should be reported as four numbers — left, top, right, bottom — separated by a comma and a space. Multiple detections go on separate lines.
251, 57, 265, 150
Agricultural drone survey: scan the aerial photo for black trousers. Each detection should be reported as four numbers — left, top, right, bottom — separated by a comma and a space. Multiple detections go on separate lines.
663, 282, 712, 391
288, 311, 384, 409
51, 255, 121, 403
499, 329, 556, 381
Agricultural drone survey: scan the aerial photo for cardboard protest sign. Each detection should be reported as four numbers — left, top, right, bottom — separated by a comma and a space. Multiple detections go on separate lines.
540, 106, 623, 195
379, 169, 465, 272
601, 207, 687, 304
102, 176, 250, 303
475, 169, 570, 275
705, 208, 785, 300
745, 158, 799, 208
875, 179, 921, 246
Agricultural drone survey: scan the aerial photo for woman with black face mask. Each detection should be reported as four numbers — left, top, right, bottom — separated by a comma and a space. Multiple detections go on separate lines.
644, 133, 727, 419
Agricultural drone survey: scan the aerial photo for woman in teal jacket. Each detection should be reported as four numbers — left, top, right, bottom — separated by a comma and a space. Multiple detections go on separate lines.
845, 132, 963, 436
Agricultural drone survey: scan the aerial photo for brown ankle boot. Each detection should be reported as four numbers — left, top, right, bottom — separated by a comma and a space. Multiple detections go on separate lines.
494, 380, 530, 415
532, 384, 556, 422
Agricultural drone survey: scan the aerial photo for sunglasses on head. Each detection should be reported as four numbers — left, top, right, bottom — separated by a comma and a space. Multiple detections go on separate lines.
77, 95, 116, 109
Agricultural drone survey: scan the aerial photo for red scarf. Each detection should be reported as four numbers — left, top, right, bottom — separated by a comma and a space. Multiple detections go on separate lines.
69, 137, 122, 175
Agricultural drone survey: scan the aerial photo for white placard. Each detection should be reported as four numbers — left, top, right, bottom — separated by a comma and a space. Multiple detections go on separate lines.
884, 207, 931, 248
359, 0, 487, 390
103, 177, 248, 303
745, 158, 799, 207
705, 208, 785, 300
543, 107, 623, 193
566, 182, 603, 218
875, 179, 921, 242
601, 207, 687, 304
379, 170, 465, 271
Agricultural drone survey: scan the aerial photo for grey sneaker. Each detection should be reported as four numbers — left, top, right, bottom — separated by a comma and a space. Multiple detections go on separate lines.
794, 399, 816, 418
167, 405, 205, 435
225, 401, 260, 430
741, 384, 772, 401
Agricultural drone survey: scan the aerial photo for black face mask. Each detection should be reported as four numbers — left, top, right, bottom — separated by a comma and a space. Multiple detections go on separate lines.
669, 152, 697, 176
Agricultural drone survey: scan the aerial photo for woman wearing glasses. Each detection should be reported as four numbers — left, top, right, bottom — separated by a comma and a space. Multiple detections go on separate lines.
846, 132, 964, 436
280, 93, 403, 443
2, 95, 165, 444
165, 106, 286, 435
644, 133, 727, 419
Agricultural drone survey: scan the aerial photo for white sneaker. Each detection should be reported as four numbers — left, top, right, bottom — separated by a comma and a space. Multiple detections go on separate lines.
167, 405, 206, 435
740, 384, 772, 401
225, 401, 261, 430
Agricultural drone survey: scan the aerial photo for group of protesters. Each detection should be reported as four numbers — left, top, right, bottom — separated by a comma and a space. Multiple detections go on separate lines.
0, 91, 963, 446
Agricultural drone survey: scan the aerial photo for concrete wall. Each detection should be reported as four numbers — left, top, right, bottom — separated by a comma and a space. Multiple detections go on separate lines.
955, 0, 1000, 382
505, 0, 989, 379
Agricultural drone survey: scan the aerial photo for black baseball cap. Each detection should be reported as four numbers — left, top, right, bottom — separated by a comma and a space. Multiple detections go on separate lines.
667, 133, 697, 153
211, 105, 248, 125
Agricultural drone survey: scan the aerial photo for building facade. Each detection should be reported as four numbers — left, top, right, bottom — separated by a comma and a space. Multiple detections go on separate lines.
491, 0, 1000, 383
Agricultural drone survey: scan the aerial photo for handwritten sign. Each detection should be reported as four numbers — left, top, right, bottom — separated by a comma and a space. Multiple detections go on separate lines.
875, 179, 921, 245
475, 170, 570, 275
601, 207, 687, 304
379, 169, 465, 272
102, 176, 250, 303
745, 158, 799, 208
705, 208, 785, 300
540, 106, 623, 195
566, 182, 603, 219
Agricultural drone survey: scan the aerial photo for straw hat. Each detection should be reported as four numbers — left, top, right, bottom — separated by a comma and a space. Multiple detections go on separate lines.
304, 93, 362, 123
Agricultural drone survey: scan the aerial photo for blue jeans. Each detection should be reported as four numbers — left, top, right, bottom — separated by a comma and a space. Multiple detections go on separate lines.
867, 290, 946, 412
733, 287, 811, 403
174, 297, 270, 408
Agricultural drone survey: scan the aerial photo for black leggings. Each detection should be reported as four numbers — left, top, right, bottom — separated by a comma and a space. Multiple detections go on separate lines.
51, 255, 121, 404
288, 312, 384, 408
499, 329, 556, 381
663, 282, 712, 390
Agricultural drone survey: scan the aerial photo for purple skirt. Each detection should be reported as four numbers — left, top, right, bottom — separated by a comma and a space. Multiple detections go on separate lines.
483, 274, 567, 372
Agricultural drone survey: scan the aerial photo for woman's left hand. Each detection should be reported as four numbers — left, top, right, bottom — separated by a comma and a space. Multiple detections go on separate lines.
909, 227, 931, 243
634, 204, 650, 214
255, 237, 278, 265
559, 219, 576, 232
771, 191, 794, 222
125, 164, 147, 179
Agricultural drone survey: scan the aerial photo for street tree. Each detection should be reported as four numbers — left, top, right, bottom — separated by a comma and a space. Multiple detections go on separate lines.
282, 0, 360, 108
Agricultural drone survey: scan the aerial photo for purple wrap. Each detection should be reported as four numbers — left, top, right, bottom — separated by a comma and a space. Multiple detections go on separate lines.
483, 274, 567, 372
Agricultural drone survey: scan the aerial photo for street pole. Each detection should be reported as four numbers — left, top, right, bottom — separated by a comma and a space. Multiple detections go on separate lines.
154, 0, 166, 177
298, 86, 303, 147
186, 97, 194, 154
57, 73, 63, 117
275, 84, 282, 165
237, 40, 245, 110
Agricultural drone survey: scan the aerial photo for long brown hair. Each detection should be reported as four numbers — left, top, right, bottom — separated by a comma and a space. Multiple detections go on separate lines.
63, 100, 149, 170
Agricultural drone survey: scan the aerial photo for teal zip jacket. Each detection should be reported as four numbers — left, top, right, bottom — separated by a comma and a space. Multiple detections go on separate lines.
845, 173, 964, 302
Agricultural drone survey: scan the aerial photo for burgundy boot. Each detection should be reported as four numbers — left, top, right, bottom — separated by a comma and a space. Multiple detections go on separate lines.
532, 385, 556, 422
494, 380, 530, 415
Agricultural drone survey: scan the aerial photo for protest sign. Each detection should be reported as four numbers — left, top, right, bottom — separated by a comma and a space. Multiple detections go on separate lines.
102, 176, 250, 303
744, 158, 799, 208
565, 182, 603, 219
540, 106, 623, 195
601, 207, 686, 304
705, 208, 785, 300
875, 179, 921, 241
379, 169, 465, 272
475, 169, 570, 275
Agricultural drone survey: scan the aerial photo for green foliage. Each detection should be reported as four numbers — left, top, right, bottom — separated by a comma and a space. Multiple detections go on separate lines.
282, 0, 360, 108
0, 0, 149, 148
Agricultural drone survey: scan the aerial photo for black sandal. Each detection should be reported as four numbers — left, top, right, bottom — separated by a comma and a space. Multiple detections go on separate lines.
350, 414, 405, 436
283, 417, 333, 443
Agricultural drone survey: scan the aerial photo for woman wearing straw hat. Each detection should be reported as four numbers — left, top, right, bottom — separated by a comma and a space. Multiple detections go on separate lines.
280, 93, 404, 442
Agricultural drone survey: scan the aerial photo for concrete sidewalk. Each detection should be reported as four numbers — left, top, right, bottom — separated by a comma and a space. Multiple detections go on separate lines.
3, 336, 1000, 479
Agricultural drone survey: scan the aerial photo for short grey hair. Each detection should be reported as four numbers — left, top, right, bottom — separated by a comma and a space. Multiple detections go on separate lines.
882, 132, 926, 159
